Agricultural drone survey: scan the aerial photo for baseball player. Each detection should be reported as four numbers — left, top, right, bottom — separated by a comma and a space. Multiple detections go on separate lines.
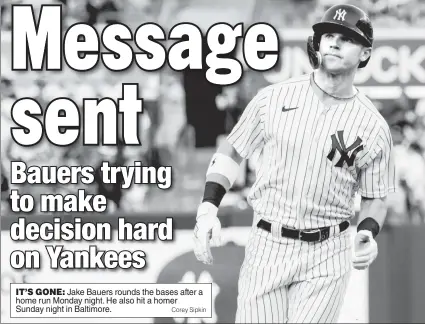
193, 4, 397, 323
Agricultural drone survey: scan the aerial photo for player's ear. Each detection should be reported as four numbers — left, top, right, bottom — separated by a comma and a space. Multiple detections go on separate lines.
360, 46, 372, 63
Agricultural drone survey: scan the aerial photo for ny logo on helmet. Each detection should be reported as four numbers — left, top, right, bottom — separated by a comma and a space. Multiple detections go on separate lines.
327, 131, 363, 167
333, 9, 347, 21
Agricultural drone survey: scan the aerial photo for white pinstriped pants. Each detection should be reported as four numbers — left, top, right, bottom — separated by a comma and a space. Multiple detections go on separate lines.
235, 223, 352, 323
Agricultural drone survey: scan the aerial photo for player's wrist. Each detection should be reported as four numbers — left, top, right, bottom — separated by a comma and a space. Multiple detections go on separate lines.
357, 217, 380, 238
201, 181, 226, 208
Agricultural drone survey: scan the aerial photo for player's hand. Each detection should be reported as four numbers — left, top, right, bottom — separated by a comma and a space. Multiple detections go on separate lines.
352, 230, 378, 270
193, 202, 223, 265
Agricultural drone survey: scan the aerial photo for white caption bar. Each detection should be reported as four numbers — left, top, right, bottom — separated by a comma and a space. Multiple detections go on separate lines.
10, 283, 212, 318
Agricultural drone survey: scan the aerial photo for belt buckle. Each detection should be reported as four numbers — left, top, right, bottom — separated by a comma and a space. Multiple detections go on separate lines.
299, 229, 322, 242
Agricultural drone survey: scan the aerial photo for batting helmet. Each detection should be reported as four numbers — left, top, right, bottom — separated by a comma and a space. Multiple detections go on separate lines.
307, 4, 374, 69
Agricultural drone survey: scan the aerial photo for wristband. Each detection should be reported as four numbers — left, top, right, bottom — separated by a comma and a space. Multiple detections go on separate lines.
206, 153, 240, 187
202, 181, 226, 208
357, 217, 380, 238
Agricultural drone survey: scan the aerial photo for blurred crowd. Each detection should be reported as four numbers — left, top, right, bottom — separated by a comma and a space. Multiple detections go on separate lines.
4, 0, 424, 29
256, 0, 425, 27
1, 0, 424, 224
379, 96, 425, 224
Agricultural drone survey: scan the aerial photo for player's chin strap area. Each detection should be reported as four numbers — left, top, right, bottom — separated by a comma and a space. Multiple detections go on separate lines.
257, 219, 350, 242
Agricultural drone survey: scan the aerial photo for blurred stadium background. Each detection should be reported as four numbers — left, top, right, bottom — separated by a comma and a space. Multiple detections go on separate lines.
1, 0, 425, 323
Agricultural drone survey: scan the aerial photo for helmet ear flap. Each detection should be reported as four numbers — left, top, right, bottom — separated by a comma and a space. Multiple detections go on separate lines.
307, 34, 322, 69
313, 33, 321, 51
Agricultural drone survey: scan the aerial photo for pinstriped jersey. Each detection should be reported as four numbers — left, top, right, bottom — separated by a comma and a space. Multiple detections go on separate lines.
227, 72, 397, 230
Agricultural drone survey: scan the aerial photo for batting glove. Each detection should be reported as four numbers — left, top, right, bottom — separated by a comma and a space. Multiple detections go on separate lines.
352, 230, 378, 270
193, 202, 223, 265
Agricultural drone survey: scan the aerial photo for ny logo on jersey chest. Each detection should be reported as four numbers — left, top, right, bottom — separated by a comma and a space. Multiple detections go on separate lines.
327, 130, 363, 167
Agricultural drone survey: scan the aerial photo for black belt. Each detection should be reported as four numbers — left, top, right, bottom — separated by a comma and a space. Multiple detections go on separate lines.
257, 219, 350, 242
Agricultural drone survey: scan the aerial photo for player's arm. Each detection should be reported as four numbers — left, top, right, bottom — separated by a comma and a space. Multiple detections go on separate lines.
356, 129, 397, 237
202, 86, 268, 205
353, 126, 397, 270
192, 141, 245, 265
352, 196, 389, 270
356, 196, 387, 237
193, 88, 269, 265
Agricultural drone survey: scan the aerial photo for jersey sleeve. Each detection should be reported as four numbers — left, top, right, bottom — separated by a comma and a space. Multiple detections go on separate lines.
226, 89, 268, 159
358, 126, 398, 198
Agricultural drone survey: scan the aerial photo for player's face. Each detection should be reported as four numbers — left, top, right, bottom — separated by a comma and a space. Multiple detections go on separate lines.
319, 32, 371, 72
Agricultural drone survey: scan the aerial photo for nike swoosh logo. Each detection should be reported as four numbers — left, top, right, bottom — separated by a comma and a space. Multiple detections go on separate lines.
282, 106, 298, 112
